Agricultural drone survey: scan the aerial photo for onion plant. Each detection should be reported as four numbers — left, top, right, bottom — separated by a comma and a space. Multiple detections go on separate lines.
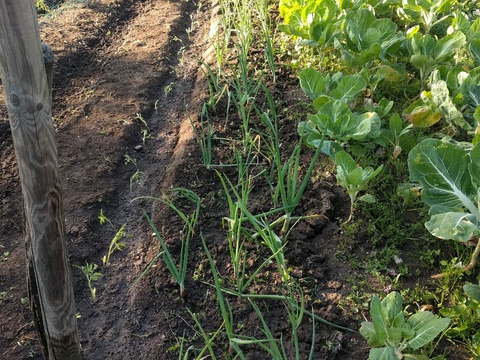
189, 103, 213, 170
254, 0, 276, 81
131, 188, 200, 298
259, 88, 325, 234
201, 233, 352, 358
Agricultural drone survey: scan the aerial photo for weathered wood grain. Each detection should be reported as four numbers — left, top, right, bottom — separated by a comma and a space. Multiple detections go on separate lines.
0, 1, 82, 359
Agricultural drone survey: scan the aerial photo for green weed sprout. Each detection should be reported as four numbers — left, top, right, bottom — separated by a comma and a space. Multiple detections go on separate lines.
440, 283, 480, 358
103, 224, 127, 266
335, 151, 383, 223
99, 209, 127, 266
74, 262, 103, 302
360, 291, 450, 360
132, 189, 200, 298
124, 154, 144, 192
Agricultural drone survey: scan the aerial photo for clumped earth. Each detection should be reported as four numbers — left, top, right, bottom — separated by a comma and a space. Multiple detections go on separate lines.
0, 1, 472, 359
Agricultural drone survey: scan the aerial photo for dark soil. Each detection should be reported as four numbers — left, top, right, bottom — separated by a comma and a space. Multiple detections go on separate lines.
0, 1, 473, 359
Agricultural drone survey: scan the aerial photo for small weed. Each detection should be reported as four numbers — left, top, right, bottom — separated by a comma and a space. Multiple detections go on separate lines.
74, 262, 103, 302
0, 291, 8, 304
124, 154, 145, 192
98, 209, 128, 266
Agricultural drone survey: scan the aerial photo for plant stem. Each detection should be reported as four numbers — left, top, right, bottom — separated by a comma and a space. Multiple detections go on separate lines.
462, 238, 480, 272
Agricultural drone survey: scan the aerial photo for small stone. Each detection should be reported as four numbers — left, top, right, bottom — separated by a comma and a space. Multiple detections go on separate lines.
134, 145, 143, 151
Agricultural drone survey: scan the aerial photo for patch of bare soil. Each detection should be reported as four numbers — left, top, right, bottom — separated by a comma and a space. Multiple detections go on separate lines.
1, 1, 453, 359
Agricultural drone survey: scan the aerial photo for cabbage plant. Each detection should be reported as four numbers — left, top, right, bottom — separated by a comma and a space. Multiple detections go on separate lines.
360, 291, 450, 360
408, 139, 480, 271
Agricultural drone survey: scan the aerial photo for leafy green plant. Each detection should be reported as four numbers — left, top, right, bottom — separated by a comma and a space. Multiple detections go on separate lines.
408, 139, 480, 272
407, 29, 466, 90
360, 291, 450, 360
299, 67, 367, 109
439, 283, 480, 358
98, 209, 127, 266
397, 0, 455, 35
341, 8, 405, 67
335, 151, 383, 223
376, 113, 413, 159
74, 262, 103, 302
278, 0, 342, 58
297, 68, 383, 157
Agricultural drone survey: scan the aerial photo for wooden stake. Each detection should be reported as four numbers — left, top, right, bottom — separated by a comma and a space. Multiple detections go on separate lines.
0, 1, 82, 359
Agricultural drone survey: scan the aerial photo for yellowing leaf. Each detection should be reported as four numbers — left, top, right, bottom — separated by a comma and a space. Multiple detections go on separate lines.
403, 106, 442, 127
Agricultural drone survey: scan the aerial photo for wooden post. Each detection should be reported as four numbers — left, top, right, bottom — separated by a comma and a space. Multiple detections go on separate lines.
0, 1, 82, 359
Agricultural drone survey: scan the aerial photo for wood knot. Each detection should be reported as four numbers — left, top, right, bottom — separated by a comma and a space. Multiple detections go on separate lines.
10, 94, 20, 107
36, 103, 43, 111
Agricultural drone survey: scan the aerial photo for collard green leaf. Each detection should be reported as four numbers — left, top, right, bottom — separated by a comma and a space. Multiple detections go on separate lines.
470, 39, 480, 66
298, 121, 342, 157
360, 321, 379, 346
408, 33, 436, 57
445, 67, 468, 97
407, 311, 450, 349
403, 99, 442, 128
434, 31, 466, 62
386, 326, 403, 345
359, 194, 376, 203
466, 17, 480, 42
464, 84, 480, 109
430, 80, 470, 130
300, 68, 327, 101
469, 142, 480, 187
309, 100, 378, 142
344, 9, 376, 52
344, 9, 403, 65
352, 112, 381, 140
331, 75, 367, 102
408, 139, 479, 215
463, 283, 480, 302
402, 354, 429, 360
425, 212, 478, 241
335, 150, 357, 175
410, 54, 438, 77
368, 346, 398, 360
371, 295, 388, 345
402, 322, 415, 340
381, 291, 404, 328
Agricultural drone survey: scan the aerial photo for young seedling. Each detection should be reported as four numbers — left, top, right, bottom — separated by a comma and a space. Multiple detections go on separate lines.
335, 151, 383, 223
74, 262, 103, 302
376, 113, 413, 159
98, 209, 127, 266
103, 224, 127, 267
360, 291, 450, 360
124, 155, 144, 192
